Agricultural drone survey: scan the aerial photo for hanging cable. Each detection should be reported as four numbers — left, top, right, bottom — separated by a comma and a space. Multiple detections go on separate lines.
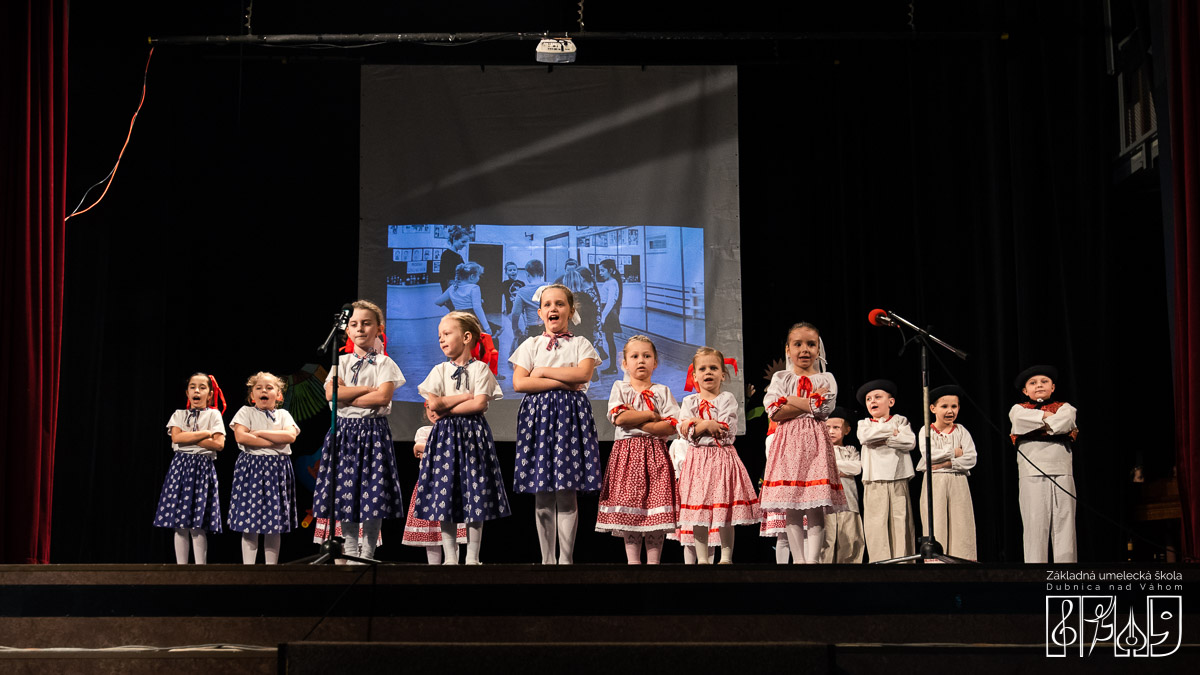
65, 47, 154, 222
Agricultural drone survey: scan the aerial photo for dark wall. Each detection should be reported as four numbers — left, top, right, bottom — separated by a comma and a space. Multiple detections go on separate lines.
54, 1, 1172, 564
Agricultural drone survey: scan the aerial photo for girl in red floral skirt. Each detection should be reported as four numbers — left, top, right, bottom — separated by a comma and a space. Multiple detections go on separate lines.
596, 335, 680, 564
760, 322, 848, 563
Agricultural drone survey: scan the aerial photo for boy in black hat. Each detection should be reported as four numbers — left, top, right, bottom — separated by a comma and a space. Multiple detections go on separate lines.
820, 407, 865, 563
1009, 365, 1079, 563
916, 385, 977, 560
856, 379, 916, 562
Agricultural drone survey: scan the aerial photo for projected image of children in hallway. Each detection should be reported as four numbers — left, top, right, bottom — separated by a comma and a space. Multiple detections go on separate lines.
383, 224, 706, 403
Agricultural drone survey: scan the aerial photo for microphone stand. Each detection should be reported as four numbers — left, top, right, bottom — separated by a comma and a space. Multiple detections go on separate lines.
289, 309, 377, 565
875, 311, 976, 565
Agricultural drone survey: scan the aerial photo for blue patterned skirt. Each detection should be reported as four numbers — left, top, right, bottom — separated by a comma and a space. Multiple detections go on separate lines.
514, 389, 602, 494
153, 453, 223, 532
414, 414, 511, 523
312, 416, 405, 528
228, 453, 298, 534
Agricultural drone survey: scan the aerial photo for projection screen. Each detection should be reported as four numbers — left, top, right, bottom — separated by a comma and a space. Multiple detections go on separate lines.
360, 65, 742, 440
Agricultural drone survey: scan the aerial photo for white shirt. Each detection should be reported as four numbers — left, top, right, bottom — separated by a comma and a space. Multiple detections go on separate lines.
509, 334, 601, 394
231, 405, 300, 456
833, 444, 862, 514
678, 391, 738, 447
418, 359, 503, 402
1009, 402, 1077, 477
166, 408, 226, 460
414, 425, 433, 446
857, 414, 916, 481
607, 381, 680, 440
916, 423, 977, 474
326, 352, 405, 418
764, 370, 837, 421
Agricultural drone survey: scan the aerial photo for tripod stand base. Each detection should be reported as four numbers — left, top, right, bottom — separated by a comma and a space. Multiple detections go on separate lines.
287, 536, 383, 566
873, 536, 978, 564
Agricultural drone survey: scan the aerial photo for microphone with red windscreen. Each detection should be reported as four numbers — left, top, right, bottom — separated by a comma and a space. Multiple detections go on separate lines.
868, 308, 897, 327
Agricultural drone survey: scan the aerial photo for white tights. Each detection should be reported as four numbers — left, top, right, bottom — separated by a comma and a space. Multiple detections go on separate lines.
693, 526, 736, 564
622, 531, 666, 564
240, 533, 282, 564
340, 520, 382, 562
534, 490, 579, 564
785, 509, 825, 564
173, 528, 207, 564
442, 522, 484, 564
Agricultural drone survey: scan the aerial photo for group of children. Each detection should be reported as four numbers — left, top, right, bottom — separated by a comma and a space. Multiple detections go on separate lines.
156, 294, 1079, 565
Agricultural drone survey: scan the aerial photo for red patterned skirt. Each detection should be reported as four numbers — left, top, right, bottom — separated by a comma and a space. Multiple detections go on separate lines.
759, 416, 848, 514
595, 436, 679, 533
677, 444, 762, 530
401, 483, 467, 547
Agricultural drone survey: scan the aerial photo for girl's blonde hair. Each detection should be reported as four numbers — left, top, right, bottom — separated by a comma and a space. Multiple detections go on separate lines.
692, 346, 730, 378
443, 311, 483, 348
245, 371, 286, 409
352, 299, 385, 325
622, 334, 658, 360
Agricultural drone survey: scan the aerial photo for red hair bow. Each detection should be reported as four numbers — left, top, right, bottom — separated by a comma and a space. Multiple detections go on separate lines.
683, 358, 739, 392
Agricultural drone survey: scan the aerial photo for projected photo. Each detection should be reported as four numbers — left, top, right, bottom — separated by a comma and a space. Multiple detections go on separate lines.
384, 224, 706, 402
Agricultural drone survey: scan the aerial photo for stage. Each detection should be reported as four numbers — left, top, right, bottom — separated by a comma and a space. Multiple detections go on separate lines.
1, 564, 1195, 673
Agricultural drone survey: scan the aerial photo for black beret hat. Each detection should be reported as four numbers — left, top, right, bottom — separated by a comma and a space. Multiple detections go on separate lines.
929, 385, 966, 404
1013, 365, 1058, 390
856, 379, 897, 404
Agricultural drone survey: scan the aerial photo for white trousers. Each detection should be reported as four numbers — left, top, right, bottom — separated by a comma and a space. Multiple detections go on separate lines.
1019, 475, 1076, 563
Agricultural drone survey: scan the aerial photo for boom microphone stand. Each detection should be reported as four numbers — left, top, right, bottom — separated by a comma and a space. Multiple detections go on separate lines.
870, 309, 976, 565
290, 304, 377, 565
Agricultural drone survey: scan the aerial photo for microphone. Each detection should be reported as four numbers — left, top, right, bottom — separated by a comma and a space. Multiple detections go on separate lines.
868, 308, 896, 328
337, 303, 353, 331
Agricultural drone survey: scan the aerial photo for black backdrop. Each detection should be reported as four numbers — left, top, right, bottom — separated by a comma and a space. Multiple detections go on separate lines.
53, 1, 1173, 565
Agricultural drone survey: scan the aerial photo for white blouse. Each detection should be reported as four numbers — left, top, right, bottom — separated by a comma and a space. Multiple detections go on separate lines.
916, 423, 977, 474
231, 405, 300, 456
678, 391, 738, 447
857, 414, 917, 481
764, 370, 837, 421
325, 352, 406, 418
166, 408, 226, 460
509, 334, 601, 394
418, 359, 503, 402
606, 381, 680, 440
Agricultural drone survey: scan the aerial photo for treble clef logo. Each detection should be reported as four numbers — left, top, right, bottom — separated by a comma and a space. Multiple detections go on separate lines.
1048, 597, 1078, 657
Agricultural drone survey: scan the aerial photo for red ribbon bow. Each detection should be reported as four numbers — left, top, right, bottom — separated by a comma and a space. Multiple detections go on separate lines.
638, 388, 658, 412
543, 331, 573, 351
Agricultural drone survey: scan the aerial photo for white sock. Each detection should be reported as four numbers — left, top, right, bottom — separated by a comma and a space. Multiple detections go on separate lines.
784, 512, 806, 564
720, 525, 735, 563
534, 492, 556, 564
804, 509, 825, 564
264, 534, 281, 565
645, 532, 665, 565
341, 521, 361, 559
240, 532, 260, 565
360, 520, 382, 560
683, 546, 698, 564
190, 528, 208, 565
556, 491, 578, 564
173, 528, 190, 565
693, 526, 711, 564
466, 523, 484, 564
776, 534, 791, 564
425, 546, 444, 565
440, 522, 460, 564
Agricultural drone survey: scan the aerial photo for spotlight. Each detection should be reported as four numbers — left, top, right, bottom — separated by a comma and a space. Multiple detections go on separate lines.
535, 38, 576, 64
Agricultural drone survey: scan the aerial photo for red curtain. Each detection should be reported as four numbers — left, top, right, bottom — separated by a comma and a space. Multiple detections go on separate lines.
1170, 0, 1200, 562
0, 0, 67, 563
